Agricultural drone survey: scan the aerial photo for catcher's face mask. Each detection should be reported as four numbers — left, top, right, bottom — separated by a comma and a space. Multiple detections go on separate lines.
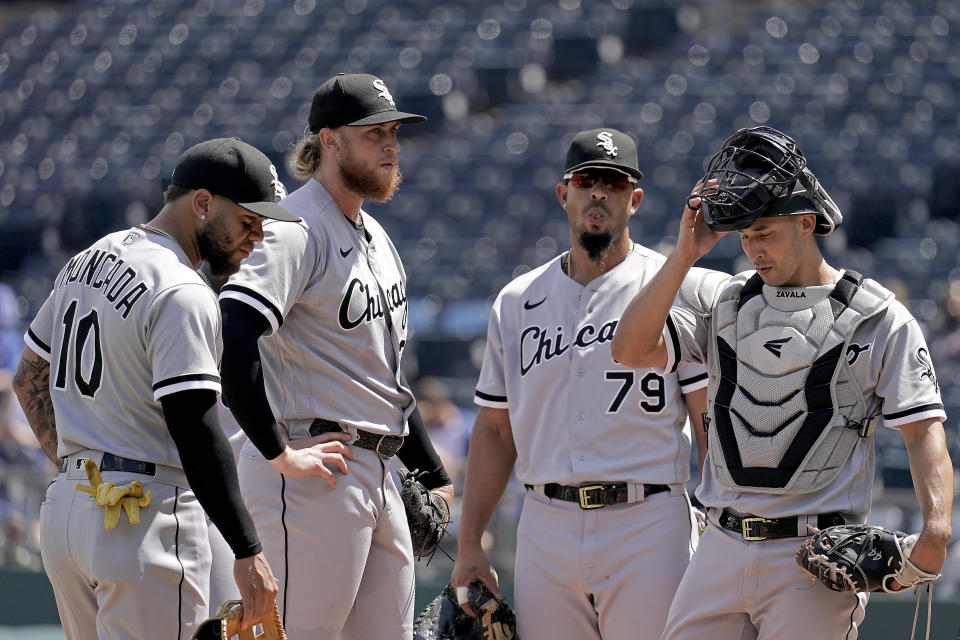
691, 126, 808, 232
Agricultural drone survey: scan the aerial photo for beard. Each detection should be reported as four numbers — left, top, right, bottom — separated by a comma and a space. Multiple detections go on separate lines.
578, 230, 613, 261
198, 218, 241, 278
339, 146, 402, 202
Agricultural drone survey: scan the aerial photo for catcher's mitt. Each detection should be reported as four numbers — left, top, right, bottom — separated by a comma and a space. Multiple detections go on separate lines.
412, 583, 477, 640
399, 468, 450, 559
468, 579, 517, 640
795, 524, 939, 593
192, 600, 286, 640
413, 576, 517, 640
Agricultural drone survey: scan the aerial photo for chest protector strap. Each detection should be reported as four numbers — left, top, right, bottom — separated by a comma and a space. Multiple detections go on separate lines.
707, 270, 892, 493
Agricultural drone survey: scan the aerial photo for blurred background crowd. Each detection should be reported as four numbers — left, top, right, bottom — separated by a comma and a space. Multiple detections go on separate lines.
1, 0, 960, 611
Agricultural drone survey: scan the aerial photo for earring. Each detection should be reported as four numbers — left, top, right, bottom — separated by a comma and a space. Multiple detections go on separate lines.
200, 214, 206, 221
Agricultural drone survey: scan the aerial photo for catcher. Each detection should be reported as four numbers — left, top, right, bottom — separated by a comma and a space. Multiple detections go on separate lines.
611, 125, 953, 640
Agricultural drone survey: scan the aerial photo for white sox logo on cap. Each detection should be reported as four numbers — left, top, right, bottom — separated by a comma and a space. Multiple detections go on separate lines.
373, 78, 397, 108
269, 165, 287, 200
596, 131, 618, 157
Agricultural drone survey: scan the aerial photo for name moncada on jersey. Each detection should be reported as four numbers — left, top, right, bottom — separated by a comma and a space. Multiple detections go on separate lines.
54, 237, 150, 321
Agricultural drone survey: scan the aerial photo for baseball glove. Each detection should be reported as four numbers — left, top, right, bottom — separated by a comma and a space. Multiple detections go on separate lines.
399, 469, 450, 559
192, 600, 286, 640
468, 579, 517, 640
412, 579, 517, 640
412, 583, 477, 640
795, 524, 939, 593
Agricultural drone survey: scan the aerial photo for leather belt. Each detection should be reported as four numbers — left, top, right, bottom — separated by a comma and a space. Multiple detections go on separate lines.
309, 418, 404, 458
718, 509, 846, 541
59, 452, 156, 476
527, 482, 670, 509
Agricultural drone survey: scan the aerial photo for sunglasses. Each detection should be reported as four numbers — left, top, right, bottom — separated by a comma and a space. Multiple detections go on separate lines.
565, 170, 636, 191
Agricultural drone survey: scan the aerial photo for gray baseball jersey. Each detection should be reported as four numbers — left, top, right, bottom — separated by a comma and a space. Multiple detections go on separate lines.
220, 178, 416, 638
25, 227, 222, 467
25, 227, 218, 639
475, 244, 706, 640
663, 269, 945, 519
220, 177, 413, 438
475, 244, 707, 485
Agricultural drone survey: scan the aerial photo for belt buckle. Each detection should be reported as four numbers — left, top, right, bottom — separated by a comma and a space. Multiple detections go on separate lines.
741, 517, 772, 541
578, 485, 606, 509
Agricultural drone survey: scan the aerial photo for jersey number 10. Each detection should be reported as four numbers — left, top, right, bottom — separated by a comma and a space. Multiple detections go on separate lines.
604, 371, 665, 414
54, 299, 103, 398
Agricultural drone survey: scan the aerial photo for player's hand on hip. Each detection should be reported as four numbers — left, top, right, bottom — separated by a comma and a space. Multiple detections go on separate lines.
269, 422, 354, 486
233, 551, 279, 630
677, 179, 727, 264
451, 542, 503, 617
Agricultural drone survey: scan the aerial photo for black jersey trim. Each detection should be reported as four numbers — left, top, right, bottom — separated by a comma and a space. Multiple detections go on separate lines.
883, 403, 945, 421
174, 487, 184, 640
475, 390, 507, 402
153, 373, 221, 392
665, 315, 681, 374
221, 284, 284, 329
26, 328, 50, 354
678, 372, 708, 386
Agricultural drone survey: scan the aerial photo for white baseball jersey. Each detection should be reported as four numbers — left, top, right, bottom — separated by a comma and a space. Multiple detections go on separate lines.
24, 227, 222, 468
475, 244, 708, 485
220, 178, 413, 437
663, 269, 945, 519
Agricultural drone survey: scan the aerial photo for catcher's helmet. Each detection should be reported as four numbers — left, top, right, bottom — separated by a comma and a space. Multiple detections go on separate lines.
692, 126, 842, 235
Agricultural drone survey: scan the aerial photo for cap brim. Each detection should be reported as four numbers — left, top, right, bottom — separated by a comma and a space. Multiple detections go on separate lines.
566, 161, 643, 180
238, 201, 301, 222
348, 110, 427, 126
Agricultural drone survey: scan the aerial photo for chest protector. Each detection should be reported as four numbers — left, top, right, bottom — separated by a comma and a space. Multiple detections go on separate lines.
706, 270, 893, 493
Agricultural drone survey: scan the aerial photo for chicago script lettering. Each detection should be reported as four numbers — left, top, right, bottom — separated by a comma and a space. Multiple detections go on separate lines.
338, 277, 407, 330
520, 320, 618, 375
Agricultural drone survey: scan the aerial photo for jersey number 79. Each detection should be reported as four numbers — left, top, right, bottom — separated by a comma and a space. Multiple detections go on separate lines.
604, 371, 665, 414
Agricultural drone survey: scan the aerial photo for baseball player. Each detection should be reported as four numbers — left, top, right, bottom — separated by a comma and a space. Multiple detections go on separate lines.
217, 73, 454, 638
611, 126, 954, 639
451, 128, 708, 640
10, 138, 296, 639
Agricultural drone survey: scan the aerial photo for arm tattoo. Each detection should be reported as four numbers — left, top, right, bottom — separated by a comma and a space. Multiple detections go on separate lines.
12, 353, 59, 466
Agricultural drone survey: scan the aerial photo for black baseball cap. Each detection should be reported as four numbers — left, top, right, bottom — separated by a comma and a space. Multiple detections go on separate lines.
564, 128, 643, 181
171, 138, 300, 221
308, 73, 427, 133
